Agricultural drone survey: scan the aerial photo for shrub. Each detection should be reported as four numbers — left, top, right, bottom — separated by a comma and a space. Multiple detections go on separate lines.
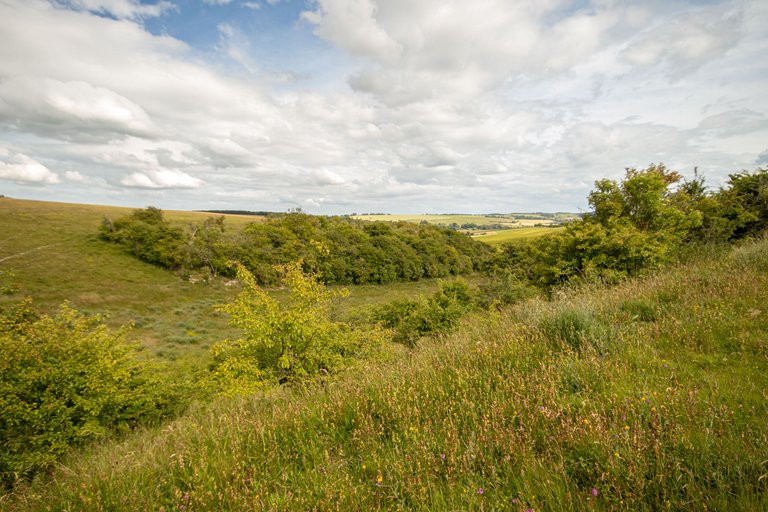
373, 279, 477, 347
0, 300, 177, 487
209, 261, 384, 394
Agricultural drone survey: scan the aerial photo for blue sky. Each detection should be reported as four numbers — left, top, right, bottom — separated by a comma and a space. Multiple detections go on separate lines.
1, 0, 766, 213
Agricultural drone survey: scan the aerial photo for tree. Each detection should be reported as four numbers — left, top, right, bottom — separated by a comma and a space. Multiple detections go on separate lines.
209, 262, 381, 394
717, 168, 768, 239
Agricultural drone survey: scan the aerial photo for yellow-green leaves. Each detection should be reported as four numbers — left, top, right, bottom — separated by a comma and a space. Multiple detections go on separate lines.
209, 261, 378, 394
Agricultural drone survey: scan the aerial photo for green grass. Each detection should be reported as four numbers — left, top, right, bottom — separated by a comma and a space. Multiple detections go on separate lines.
0, 198, 463, 369
0, 198, 258, 368
5, 240, 767, 511
473, 226, 565, 245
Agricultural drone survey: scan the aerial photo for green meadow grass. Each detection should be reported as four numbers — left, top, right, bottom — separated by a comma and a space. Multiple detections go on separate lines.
0, 198, 257, 367
0, 198, 459, 369
473, 226, 565, 245
5, 239, 766, 511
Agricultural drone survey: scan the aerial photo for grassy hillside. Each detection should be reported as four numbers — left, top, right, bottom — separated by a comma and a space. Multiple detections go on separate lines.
0, 198, 258, 367
5, 239, 766, 511
0, 198, 458, 367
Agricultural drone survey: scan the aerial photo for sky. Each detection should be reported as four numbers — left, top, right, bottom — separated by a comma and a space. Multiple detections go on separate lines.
0, 0, 766, 214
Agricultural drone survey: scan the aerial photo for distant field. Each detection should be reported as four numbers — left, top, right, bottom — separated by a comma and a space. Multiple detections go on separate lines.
350, 213, 565, 231
473, 226, 564, 245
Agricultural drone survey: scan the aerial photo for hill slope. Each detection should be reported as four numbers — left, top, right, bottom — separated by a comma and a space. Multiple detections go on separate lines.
6, 240, 767, 511
0, 198, 255, 365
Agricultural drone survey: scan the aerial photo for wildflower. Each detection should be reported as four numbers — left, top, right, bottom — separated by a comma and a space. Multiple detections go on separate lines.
440, 453, 446, 461
651, 407, 657, 413
592, 488, 598, 497
614, 452, 620, 458
583, 418, 590, 425
362, 463, 366, 471
478, 487, 484, 495
512, 498, 518, 504
624, 425, 630, 431
376, 474, 383, 485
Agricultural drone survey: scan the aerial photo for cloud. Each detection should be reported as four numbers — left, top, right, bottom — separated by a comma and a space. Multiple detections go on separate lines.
64, 170, 88, 182
620, 6, 743, 79
0, 148, 60, 184
0, 77, 155, 140
121, 169, 203, 189
0, 0, 765, 212
58, 0, 175, 20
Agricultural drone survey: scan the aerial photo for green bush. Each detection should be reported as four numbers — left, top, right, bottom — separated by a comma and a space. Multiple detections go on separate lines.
0, 300, 177, 487
209, 262, 384, 394
373, 279, 476, 347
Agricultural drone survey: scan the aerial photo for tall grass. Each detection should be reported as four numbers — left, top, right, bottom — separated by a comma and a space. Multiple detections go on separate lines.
4, 241, 768, 511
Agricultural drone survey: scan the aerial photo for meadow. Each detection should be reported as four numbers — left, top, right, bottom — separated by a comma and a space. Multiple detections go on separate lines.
3, 237, 766, 511
0, 198, 473, 369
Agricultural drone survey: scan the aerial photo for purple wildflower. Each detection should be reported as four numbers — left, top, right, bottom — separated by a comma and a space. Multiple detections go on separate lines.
477, 487, 484, 495
591, 488, 598, 497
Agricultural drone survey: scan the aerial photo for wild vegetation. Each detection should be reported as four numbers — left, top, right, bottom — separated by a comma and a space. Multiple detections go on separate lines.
1, 164, 766, 509
99, 210, 493, 285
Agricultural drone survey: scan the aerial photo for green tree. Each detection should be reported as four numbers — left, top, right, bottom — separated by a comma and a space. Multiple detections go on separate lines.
209, 261, 382, 394
717, 168, 768, 239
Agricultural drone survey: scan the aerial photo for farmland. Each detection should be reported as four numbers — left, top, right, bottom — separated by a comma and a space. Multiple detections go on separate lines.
350, 212, 576, 235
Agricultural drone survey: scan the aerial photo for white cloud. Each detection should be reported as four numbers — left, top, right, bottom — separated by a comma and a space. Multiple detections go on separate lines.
0, 149, 60, 184
121, 169, 203, 189
0, 0, 765, 212
64, 170, 88, 182
0, 77, 155, 139
621, 6, 743, 79
59, 0, 175, 20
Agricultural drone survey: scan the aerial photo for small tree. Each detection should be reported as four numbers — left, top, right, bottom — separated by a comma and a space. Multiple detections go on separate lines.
209, 261, 381, 394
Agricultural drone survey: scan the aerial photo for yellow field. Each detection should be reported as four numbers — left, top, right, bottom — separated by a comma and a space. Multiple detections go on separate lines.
472, 226, 564, 245
350, 213, 555, 229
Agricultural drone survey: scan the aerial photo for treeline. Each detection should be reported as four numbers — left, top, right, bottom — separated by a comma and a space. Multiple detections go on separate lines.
489, 164, 768, 289
98, 211, 493, 285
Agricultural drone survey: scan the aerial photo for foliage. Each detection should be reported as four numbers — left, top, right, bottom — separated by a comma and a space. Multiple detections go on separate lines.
476, 268, 540, 309
372, 279, 476, 347
100, 210, 492, 286
0, 299, 179, 487
209, 262, 384, 394
717, 167, 768, 239
492, 164, 739, 289
99, 206, 188, 269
